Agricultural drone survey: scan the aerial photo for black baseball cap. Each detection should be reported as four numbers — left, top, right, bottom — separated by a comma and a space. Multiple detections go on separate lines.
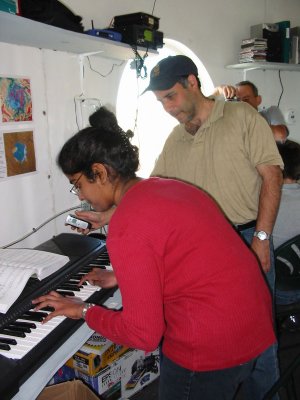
143, 55, 198, 93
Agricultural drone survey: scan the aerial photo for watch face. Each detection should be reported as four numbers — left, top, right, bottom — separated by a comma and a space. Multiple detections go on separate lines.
257, 231, 266, 240
256, 231, 269, 240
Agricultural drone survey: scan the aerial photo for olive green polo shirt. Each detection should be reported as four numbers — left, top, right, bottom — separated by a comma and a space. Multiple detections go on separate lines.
151, 100, 283, 225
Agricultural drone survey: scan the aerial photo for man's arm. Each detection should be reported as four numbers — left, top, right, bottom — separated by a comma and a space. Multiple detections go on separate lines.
252, 164, 283, 272
262, 106, 289, 143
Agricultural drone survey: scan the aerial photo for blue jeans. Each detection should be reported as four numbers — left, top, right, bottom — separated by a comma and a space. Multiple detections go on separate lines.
276, 289, 300, 305
159, 354, 256, 400
238, 226, 280, 400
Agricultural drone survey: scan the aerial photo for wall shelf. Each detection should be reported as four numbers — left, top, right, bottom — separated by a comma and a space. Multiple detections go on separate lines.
0, 11, 157, 60
226, 62, 300, 72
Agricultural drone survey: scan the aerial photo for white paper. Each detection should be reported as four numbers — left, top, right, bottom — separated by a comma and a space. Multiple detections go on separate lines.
0, 248, 69, 313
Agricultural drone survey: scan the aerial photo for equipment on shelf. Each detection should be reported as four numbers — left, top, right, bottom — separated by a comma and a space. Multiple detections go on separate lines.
112, 12, 164, 50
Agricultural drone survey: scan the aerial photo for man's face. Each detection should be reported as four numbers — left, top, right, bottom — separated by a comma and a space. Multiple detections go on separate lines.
235, 85, 261, 110
153, 80, 197, 124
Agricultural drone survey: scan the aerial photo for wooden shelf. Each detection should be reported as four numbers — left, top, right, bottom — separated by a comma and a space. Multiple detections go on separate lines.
0, 11, 157, 60
226, 62, 300, 72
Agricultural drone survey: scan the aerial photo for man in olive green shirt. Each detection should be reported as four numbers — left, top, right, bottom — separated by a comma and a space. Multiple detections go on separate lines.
145, 55, 283, 277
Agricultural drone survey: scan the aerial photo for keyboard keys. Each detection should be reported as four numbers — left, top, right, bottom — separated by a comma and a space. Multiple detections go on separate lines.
0, 250, 112, 359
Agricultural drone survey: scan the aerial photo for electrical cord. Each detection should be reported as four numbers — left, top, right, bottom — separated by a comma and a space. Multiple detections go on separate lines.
86, 56, 124, 77
277, 70, 284, 107
151, 0, 157, 14
1, 205, 82, 249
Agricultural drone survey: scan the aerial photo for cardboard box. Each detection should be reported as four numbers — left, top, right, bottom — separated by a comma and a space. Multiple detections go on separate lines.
121, 348, 160, 398
36, 379, 102, 400
47, 346, 160, 400
74, 348, 160, 399
74, 356, 125, 400
66, 332, 129, 376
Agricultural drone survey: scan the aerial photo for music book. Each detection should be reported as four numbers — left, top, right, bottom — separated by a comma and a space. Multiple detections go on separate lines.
0, 248, 70, 313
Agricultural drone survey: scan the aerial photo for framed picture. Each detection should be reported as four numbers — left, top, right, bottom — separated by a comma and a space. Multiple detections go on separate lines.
0, 76, 33, 124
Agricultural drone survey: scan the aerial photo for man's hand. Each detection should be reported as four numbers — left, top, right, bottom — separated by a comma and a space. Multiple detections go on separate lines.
270, 124, 288, 143
253, 164, 283, 273
32, 291, 85, 324
79, 269, 118, 288
213, 85, 236, 99
251, 238, 271, 273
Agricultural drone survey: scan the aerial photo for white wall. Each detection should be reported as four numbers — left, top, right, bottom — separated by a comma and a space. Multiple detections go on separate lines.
1, 0, 300, 248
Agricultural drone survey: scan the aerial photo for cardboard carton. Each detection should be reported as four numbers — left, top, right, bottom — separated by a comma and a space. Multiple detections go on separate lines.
66, 333, 129, 376
74, 348, 160, 399
36, 379, 101, 400
121, 348, 160, 398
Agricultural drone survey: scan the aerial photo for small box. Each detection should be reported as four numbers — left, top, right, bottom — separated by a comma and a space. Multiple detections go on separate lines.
121, 348, 160, 398
66, 333, 129, 376
36, 379, 101, 400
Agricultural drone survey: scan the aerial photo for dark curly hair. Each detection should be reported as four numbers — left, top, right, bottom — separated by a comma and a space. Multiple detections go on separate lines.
57, 108, 139, 182
277, 139, 300, 180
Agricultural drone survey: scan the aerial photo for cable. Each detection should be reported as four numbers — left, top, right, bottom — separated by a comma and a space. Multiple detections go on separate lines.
1, 205, 81, 249
151, 0, 157, 14
128, 0, 159, 80
86, 56, 124, 77
130, 46, 148, 79
277, 70, 284, 107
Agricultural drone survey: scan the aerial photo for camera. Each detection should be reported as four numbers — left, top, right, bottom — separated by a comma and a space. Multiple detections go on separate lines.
65, 214, 91, 230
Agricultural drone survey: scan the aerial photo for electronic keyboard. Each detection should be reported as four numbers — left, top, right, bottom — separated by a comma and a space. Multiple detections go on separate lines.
0, 233, 119, 400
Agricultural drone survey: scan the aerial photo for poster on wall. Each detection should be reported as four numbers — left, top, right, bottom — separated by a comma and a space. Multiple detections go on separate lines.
0, 76, 33, 123
0, 130, 36, 178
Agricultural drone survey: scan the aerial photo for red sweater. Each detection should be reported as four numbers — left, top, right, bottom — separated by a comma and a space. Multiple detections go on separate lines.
86, 178, 276, 371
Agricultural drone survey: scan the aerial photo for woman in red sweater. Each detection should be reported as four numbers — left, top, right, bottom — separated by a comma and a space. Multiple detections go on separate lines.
33, 111, 276, 400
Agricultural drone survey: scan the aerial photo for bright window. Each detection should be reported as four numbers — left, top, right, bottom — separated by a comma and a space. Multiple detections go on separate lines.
117, 39, 214, 178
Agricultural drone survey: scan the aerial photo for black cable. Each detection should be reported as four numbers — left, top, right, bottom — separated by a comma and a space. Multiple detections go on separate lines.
130, 46, 148, 79
128, 0, 159, 80
277, 70, 284, 107
151, 0, 157, 14
86, 56, 124, 77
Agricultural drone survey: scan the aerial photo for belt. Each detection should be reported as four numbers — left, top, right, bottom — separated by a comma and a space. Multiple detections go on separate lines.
235, 220, 256, 232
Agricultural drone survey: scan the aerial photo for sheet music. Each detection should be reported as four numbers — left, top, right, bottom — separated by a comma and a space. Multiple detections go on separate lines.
0, 248, 69, 313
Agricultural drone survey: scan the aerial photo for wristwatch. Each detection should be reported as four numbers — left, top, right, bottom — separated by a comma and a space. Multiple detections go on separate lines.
81, 303, 95, 320
253, 231, 270, 241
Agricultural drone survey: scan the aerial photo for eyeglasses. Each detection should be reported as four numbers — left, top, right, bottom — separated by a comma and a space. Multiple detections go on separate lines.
70, 173, 83, 196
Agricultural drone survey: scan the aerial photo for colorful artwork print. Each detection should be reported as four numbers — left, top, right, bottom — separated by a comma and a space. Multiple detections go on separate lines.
3, 131, 36, 176
0, 77, 33, 123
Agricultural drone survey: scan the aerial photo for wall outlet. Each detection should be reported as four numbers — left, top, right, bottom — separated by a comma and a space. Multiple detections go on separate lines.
285, 109, 296, 124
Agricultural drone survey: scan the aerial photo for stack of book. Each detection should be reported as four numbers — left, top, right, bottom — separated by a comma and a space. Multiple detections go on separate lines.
239, 38, 268, 63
